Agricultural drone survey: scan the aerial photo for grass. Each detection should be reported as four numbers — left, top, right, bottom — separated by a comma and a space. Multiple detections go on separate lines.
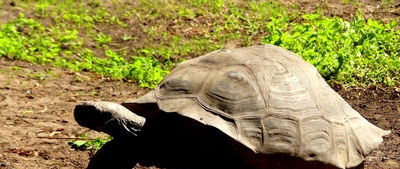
0, 0, 399, 151
262, 12, 400, 87
0, 0, 291, 88
0, 0, 400, 88
1, 0, 398, 88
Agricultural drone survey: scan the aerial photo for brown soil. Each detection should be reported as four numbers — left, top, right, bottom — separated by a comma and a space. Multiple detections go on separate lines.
0, 1, 399, 169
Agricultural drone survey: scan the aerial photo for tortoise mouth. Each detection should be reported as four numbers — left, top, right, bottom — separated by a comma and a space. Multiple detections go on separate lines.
74, 102, 114, 130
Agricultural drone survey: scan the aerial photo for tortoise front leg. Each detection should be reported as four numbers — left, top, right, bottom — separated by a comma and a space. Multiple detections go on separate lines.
87, 137, 139, 169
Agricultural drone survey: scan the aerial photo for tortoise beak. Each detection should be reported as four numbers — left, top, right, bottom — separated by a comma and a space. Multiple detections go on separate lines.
74, 102, 113, 129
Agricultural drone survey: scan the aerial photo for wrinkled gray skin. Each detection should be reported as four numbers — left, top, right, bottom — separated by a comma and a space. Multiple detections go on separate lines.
74, 101, 145, 137
74, 101, 362, 169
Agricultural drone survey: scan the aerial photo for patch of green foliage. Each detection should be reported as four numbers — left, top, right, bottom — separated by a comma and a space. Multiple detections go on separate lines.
263, 12, 400, 87
68, 134, 112, 151
0, 13, 59, 64
1, 1, 399, 88
0, 0, 291, 88
131, 0, 288, 60
0, 13, 167, 88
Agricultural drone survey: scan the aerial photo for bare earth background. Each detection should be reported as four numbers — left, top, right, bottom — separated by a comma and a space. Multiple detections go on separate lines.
0, 0, 399, 169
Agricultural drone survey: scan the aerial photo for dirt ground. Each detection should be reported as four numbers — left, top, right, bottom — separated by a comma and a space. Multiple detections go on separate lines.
0, 1, 399, 169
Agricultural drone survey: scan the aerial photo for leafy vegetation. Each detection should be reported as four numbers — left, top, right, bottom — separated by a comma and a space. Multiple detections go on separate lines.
68, 134, 112, 151
0, 12, 168, 88
1, 1, 398, 88
263, 12, 400, 86
0, 0, 290, 88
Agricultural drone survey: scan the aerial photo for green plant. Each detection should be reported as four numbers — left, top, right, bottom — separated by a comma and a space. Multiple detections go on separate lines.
0, 13, 59, 64
128, 56, 170, 88
1, 0, 399, 91
263, 13, 400, 86
0, 11, 169, 89
68, 134, 112, 151
94, 33, 112, 46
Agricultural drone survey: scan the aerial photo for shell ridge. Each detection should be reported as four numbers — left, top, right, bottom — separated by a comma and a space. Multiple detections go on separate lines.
261, 109, 301, 156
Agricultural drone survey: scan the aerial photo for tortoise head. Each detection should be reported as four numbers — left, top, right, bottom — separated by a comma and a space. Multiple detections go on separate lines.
74, 101, 146, 138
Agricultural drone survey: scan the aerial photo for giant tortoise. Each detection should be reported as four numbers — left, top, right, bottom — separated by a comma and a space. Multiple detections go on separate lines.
74, 44, 390, 169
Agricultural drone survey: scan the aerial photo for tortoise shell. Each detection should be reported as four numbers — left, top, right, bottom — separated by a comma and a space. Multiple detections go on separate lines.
131, 44, 389, 168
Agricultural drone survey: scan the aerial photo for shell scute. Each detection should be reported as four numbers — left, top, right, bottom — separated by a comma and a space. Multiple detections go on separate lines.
262, 115, 300, 156
204, 66, 265, 116
300, 119, 332, 161
157, 66, 209, 98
